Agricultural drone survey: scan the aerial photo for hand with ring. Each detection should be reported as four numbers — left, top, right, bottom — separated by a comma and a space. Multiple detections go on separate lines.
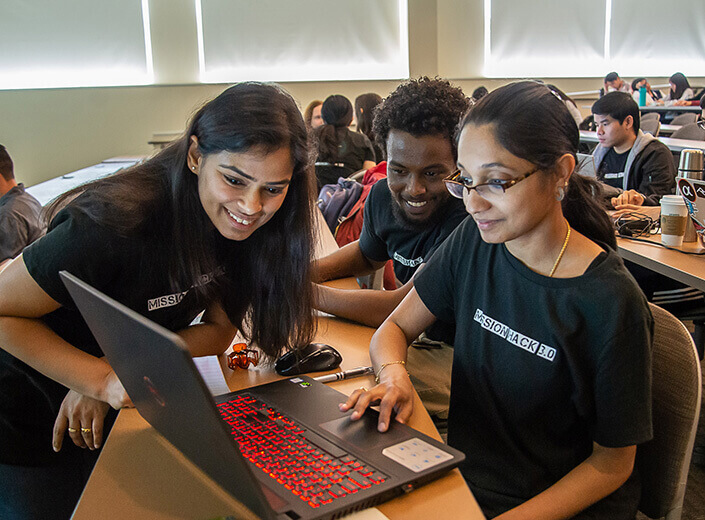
338, 364, 415, 433
53, 389, 111, 452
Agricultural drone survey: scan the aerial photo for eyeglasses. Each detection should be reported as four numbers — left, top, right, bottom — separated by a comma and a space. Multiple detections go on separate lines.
443, 167, 540, 199
227, 343, 260, 370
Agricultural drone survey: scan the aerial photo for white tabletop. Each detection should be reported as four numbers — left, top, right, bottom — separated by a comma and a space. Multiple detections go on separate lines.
26, 159, 143, 206
579, 130, 705, 153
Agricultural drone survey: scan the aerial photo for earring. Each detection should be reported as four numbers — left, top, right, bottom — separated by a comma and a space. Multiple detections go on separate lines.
556, 186, 565, 201
191, 166, 196, 171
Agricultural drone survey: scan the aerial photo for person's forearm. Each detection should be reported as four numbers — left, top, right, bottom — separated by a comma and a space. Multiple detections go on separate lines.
496, 445, 635, 520
369, 319, 414, 371
315, 283, 411, 328
311, 241, 378, 283
0, 316, 112, 400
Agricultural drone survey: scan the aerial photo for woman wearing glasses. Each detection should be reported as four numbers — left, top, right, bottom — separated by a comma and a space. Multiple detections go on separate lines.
0, 83, 316, 520
342, 81, 652, 519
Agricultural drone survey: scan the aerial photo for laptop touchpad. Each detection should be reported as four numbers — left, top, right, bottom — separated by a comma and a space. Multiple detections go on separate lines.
320, 414, 408, 450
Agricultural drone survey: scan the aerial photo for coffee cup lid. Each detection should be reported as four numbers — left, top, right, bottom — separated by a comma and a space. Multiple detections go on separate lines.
660, 194, 686, 205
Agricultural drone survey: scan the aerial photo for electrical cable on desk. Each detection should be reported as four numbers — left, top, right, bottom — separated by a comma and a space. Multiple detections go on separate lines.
617, 233, 705, 255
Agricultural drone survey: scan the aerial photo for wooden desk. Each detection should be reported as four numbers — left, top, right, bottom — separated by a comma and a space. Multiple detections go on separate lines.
580, 130, 705, 154
72, 312, 482, 520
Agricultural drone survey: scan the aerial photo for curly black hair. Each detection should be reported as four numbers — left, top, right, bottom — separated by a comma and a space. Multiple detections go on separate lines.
372, 77, 471, 160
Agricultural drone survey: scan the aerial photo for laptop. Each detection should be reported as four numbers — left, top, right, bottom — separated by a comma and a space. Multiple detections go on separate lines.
678, 176, 705, 238
60, 271, 464, 520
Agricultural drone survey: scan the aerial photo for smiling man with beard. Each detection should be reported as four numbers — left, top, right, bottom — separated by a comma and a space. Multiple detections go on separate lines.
312, 77, 470, 421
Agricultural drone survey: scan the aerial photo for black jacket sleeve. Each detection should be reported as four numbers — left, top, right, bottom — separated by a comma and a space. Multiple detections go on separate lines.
631, 142, 676, 206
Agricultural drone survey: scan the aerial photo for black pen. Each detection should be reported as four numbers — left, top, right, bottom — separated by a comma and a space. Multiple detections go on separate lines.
313, 366, 373, 383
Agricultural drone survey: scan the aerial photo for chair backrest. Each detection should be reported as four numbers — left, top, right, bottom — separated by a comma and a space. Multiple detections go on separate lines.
670, 122, 705, 141
641, 112, 661, 122
637, 303, 702, 520
314, 162, 353, 190
671, 113, 698, 126
641, 118, 661, 136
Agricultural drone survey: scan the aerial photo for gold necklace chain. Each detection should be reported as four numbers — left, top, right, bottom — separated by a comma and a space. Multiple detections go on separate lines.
549, 221, 571, 278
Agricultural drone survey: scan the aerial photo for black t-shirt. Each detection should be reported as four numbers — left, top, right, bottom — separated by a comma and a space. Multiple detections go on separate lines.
359, 179, 468, 343
598, 147, 630, 189
414, 219, 653, 518
1, 209, 218, 465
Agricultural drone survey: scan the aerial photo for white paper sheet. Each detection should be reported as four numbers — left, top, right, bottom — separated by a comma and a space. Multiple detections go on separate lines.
193, 355, 231, 396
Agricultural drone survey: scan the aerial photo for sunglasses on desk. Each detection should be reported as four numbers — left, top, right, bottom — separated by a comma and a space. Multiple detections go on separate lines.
227, 343, 260, 370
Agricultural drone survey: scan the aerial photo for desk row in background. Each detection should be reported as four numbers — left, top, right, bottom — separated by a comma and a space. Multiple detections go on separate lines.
26, 156, 147, 206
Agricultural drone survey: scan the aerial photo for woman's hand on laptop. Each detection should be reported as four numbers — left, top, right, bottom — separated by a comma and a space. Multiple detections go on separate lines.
339, 365, 415, 433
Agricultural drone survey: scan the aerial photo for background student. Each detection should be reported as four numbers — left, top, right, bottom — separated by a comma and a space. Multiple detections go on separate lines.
661, 72, 694, 106
0, 144, 45, 270
591, 92, 676, 207
354, 92, 384, 163
303, 99, 324, 130
343, 81, 652, 520
313, 94, 376, 188
602, 71, 632, 95
630, 77, 662, 105
0, 82, 317, 520
313, 77, 471, 420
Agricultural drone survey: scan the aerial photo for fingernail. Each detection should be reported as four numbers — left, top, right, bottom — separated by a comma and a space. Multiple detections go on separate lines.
351, 411, 360, 420
338, 403, 346, 411
378, 422, 386, 432
53, 445, 58, 452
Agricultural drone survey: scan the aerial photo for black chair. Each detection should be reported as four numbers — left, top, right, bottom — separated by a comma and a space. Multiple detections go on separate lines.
314, 162, 353, 191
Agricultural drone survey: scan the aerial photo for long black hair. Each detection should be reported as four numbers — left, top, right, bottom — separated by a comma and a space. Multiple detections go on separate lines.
354, 93, 383, 159
314, 94, 353, 162
458, 80, 616, 248
669, 72, 691, 100
45, 82, 317, 359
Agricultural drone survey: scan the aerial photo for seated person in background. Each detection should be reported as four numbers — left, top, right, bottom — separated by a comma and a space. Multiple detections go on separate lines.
660, 72, 694, 106
354, 93, 384, 163
313, 77, 471, 420
471, 85, 488, 102
344, 81, 652, 520
314, 94, 376, 189
591, 92, 676, 207
303, 99, 324, 130
0, 144, 45, 270
602, 71, 632, 95
630, 77, 663, 106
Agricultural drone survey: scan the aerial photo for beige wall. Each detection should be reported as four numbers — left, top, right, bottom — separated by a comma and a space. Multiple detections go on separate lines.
1, 0, 702, 187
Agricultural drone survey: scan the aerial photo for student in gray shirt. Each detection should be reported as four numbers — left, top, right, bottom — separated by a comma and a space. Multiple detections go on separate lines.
0, 144, 45, 267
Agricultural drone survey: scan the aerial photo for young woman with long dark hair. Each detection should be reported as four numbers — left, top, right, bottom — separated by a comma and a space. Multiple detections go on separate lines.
314, 94, 376, 187
662, 72, 694, 106
354, 92, 383, 162
0, 82, 317, 520
342, 81, 652, 519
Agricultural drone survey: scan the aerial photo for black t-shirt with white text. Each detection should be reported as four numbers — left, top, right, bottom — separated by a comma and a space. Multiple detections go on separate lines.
359, 179, 468, 343
414, 218, 653, 518
598, 147, 630, 189
1, 209, 219, 465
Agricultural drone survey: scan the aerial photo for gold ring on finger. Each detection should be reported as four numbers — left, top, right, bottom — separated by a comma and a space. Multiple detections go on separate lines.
80, 427, 92, 433
68, 427, 78, 433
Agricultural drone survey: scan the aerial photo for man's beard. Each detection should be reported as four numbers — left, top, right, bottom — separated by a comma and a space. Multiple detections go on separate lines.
390, 197, 444, 231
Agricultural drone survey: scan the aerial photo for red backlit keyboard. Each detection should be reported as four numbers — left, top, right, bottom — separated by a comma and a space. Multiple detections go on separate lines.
217, 394, 387, 509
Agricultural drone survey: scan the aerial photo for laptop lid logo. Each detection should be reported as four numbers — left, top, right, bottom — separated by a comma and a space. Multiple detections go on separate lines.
143, 376, 167, 407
